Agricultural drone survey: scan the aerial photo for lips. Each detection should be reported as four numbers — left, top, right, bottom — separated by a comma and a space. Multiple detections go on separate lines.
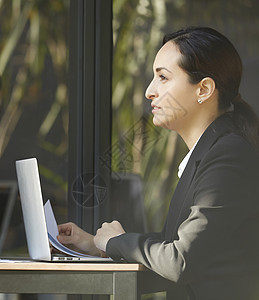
151, 103, 161, 112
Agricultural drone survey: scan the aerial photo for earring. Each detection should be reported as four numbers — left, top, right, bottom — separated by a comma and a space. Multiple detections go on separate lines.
197, 99, 203, 104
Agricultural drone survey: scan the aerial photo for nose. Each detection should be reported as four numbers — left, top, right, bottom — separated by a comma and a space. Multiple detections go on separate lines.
145, 79, 158, 100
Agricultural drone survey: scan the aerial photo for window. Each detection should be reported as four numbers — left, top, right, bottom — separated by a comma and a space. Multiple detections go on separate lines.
112, 0, 259, 233
0, 0, 70, 255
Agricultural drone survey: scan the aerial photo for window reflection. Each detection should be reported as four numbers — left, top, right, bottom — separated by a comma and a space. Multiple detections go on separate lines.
112, 0, 259, 232
0, 0, 69, 255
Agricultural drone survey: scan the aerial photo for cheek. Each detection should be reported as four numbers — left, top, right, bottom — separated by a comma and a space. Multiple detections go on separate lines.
159, 85, 188, 107
174, 83, 197, 105
164, 88, 197, 120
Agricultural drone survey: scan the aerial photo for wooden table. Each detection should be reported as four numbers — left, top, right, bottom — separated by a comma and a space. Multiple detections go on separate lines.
0, 261, 176, 300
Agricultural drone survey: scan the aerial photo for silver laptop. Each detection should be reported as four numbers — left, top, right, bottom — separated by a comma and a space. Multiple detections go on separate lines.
15, 157, 111, 262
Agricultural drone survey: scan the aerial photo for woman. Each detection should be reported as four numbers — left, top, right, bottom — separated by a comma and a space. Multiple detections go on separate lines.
58, 27, 259, 299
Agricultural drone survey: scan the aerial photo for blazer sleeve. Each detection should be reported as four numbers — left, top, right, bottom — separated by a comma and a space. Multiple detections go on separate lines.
106, 134, 259, 284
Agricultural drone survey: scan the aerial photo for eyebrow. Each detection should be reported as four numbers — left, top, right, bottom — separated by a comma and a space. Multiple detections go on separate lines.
155, 67, 172, 73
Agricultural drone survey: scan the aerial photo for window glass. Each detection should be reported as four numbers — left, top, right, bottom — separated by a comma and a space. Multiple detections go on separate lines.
0, 0, 69, 255
112, 0, 259, 232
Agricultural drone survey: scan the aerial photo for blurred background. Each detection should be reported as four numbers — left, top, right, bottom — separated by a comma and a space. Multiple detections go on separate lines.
0, 0, 69, 256
0, 0, 259, 299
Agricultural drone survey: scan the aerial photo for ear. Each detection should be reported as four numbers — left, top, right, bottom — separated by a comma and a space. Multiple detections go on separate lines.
196, 77, 216, 103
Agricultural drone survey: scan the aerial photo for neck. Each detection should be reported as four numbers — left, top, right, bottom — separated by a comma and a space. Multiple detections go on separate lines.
179, 112, 222, 149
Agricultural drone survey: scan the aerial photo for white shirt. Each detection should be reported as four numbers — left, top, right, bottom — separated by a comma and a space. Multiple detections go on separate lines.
178, 138, 200, 178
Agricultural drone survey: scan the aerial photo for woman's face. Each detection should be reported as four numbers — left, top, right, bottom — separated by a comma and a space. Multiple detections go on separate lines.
145, 41, 200, 132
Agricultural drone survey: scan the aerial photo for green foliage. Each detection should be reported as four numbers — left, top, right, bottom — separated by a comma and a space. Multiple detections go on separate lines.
112, 0, 183, 231
112, 0, 259, 231
0, 0, 69, 192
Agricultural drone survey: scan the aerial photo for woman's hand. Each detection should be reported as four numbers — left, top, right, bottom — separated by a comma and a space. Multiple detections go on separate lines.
94, 220, 125, 252
57, 222, 103, 257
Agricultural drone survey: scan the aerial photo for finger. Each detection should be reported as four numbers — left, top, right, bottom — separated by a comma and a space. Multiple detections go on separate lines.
58, 223, 73, 235
57, 234, 73, 244
100, 250, 108, 258
101, 222, 108, 228
58, 224, 68, 234
96, 227, 102, 236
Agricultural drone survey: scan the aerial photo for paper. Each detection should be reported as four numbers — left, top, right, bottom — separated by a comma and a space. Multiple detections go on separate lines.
44, 200, 97, 258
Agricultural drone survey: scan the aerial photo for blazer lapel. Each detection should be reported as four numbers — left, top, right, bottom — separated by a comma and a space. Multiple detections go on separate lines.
164, 114, 234, 241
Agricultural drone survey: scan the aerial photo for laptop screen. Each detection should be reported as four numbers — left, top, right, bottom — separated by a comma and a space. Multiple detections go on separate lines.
16, 158, 51, 261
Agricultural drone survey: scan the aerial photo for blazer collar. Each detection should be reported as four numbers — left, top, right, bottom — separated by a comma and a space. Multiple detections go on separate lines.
164, 114, 234, 241
187, 113, 234, 166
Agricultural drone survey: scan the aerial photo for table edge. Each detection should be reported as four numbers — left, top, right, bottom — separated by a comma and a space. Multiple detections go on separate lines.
0, 262, 147, 271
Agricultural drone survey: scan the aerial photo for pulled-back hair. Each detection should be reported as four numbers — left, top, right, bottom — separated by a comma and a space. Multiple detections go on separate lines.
163, 27, 259, 148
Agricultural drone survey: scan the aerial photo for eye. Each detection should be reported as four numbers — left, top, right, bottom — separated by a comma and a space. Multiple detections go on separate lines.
159, 74, 167, 81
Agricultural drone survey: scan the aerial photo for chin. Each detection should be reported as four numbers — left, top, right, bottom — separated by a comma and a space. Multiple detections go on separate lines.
153, 116, 175, 130
152, 117, 171, 130
152, 117, 162, 127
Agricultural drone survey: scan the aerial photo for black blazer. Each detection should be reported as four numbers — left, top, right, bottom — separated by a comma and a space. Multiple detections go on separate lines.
107, 114, 259, 300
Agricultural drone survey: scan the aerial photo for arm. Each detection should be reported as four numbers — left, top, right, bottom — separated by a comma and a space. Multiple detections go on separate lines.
94, 222, 164, 259
58, 221, 162, 258
106, 136, 259, 283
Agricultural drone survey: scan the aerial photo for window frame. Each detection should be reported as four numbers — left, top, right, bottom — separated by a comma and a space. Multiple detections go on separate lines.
68, 0, 112, 233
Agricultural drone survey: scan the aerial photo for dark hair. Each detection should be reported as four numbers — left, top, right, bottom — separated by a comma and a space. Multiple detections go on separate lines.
163, 27, 259, 148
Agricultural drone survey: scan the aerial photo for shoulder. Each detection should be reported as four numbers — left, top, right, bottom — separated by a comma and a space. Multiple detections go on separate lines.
206, 113, 259, 160
214, 131, 255, 150
193, 132, 259, 206
205, 132, 258, 166
194, 132, 259, 196
195, 130, 258, 181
